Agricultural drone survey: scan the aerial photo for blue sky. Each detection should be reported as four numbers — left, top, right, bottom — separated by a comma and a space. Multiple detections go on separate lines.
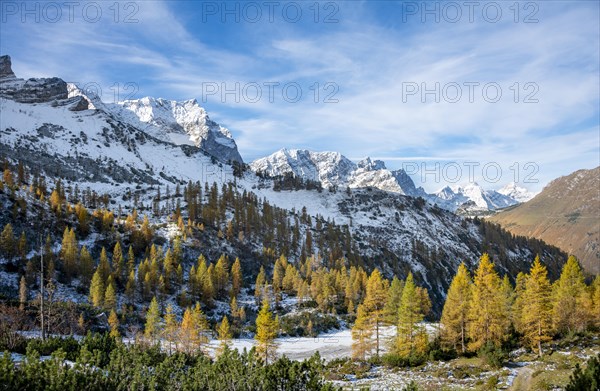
1, 0, 598, 192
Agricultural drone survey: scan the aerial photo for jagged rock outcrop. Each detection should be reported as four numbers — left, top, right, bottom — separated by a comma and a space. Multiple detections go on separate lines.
0, 55, 16, 78
0, 55, 68, 103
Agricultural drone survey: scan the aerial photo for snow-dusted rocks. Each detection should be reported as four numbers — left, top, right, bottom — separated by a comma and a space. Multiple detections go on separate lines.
0, 55, 16, 78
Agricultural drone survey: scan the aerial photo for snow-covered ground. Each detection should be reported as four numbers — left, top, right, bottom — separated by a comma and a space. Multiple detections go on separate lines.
207, 324, 437, 362
208, 327, 360, 361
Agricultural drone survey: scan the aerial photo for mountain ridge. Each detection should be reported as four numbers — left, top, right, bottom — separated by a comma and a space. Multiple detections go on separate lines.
490, 166, 600, 274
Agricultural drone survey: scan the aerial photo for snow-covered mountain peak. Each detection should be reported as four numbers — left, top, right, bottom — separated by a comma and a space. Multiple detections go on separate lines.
250, 149, 356, 186
498, 182, 536, 203
63, 82, 243, 163
110, 96, 242, 163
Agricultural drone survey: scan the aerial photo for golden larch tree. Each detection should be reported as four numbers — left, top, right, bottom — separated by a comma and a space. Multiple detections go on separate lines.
396, 273, 429, 358
467, 253, 507, 351
521, 256, 553, 357
552, 255, 591, 334
440, 262, 472, 353
255, 299, 278, 364
352, 303, 373, 361
363, 268, 389, 357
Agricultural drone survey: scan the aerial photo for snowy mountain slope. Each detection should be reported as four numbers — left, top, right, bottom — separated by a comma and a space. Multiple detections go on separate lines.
0, 55, 234, 198
251, 149, 529, 211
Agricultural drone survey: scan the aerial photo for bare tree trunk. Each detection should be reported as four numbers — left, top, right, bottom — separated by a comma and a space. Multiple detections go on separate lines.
538, 320, 543, 357
376, 319, 380, 357
461, 320, 466, 354
40, 237, 45, 341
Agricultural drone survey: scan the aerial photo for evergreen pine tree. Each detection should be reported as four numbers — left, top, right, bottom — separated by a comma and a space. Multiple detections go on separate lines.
79, 246, 93, 285
0, 223, 15, 258
383, 276, 404, 325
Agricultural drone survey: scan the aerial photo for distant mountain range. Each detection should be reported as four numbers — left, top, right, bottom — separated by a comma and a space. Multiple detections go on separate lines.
490, 167, 600, 274
251, 148, 535, 212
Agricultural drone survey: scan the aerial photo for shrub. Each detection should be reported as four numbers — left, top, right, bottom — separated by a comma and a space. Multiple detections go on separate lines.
566, 353, 600, 391
381, 352, 426, 368
402, 381, 420, 391
325, 358, 371, 380
477, 342, 506, 368
26, 336, 80, 360
427, 339, 457, 361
